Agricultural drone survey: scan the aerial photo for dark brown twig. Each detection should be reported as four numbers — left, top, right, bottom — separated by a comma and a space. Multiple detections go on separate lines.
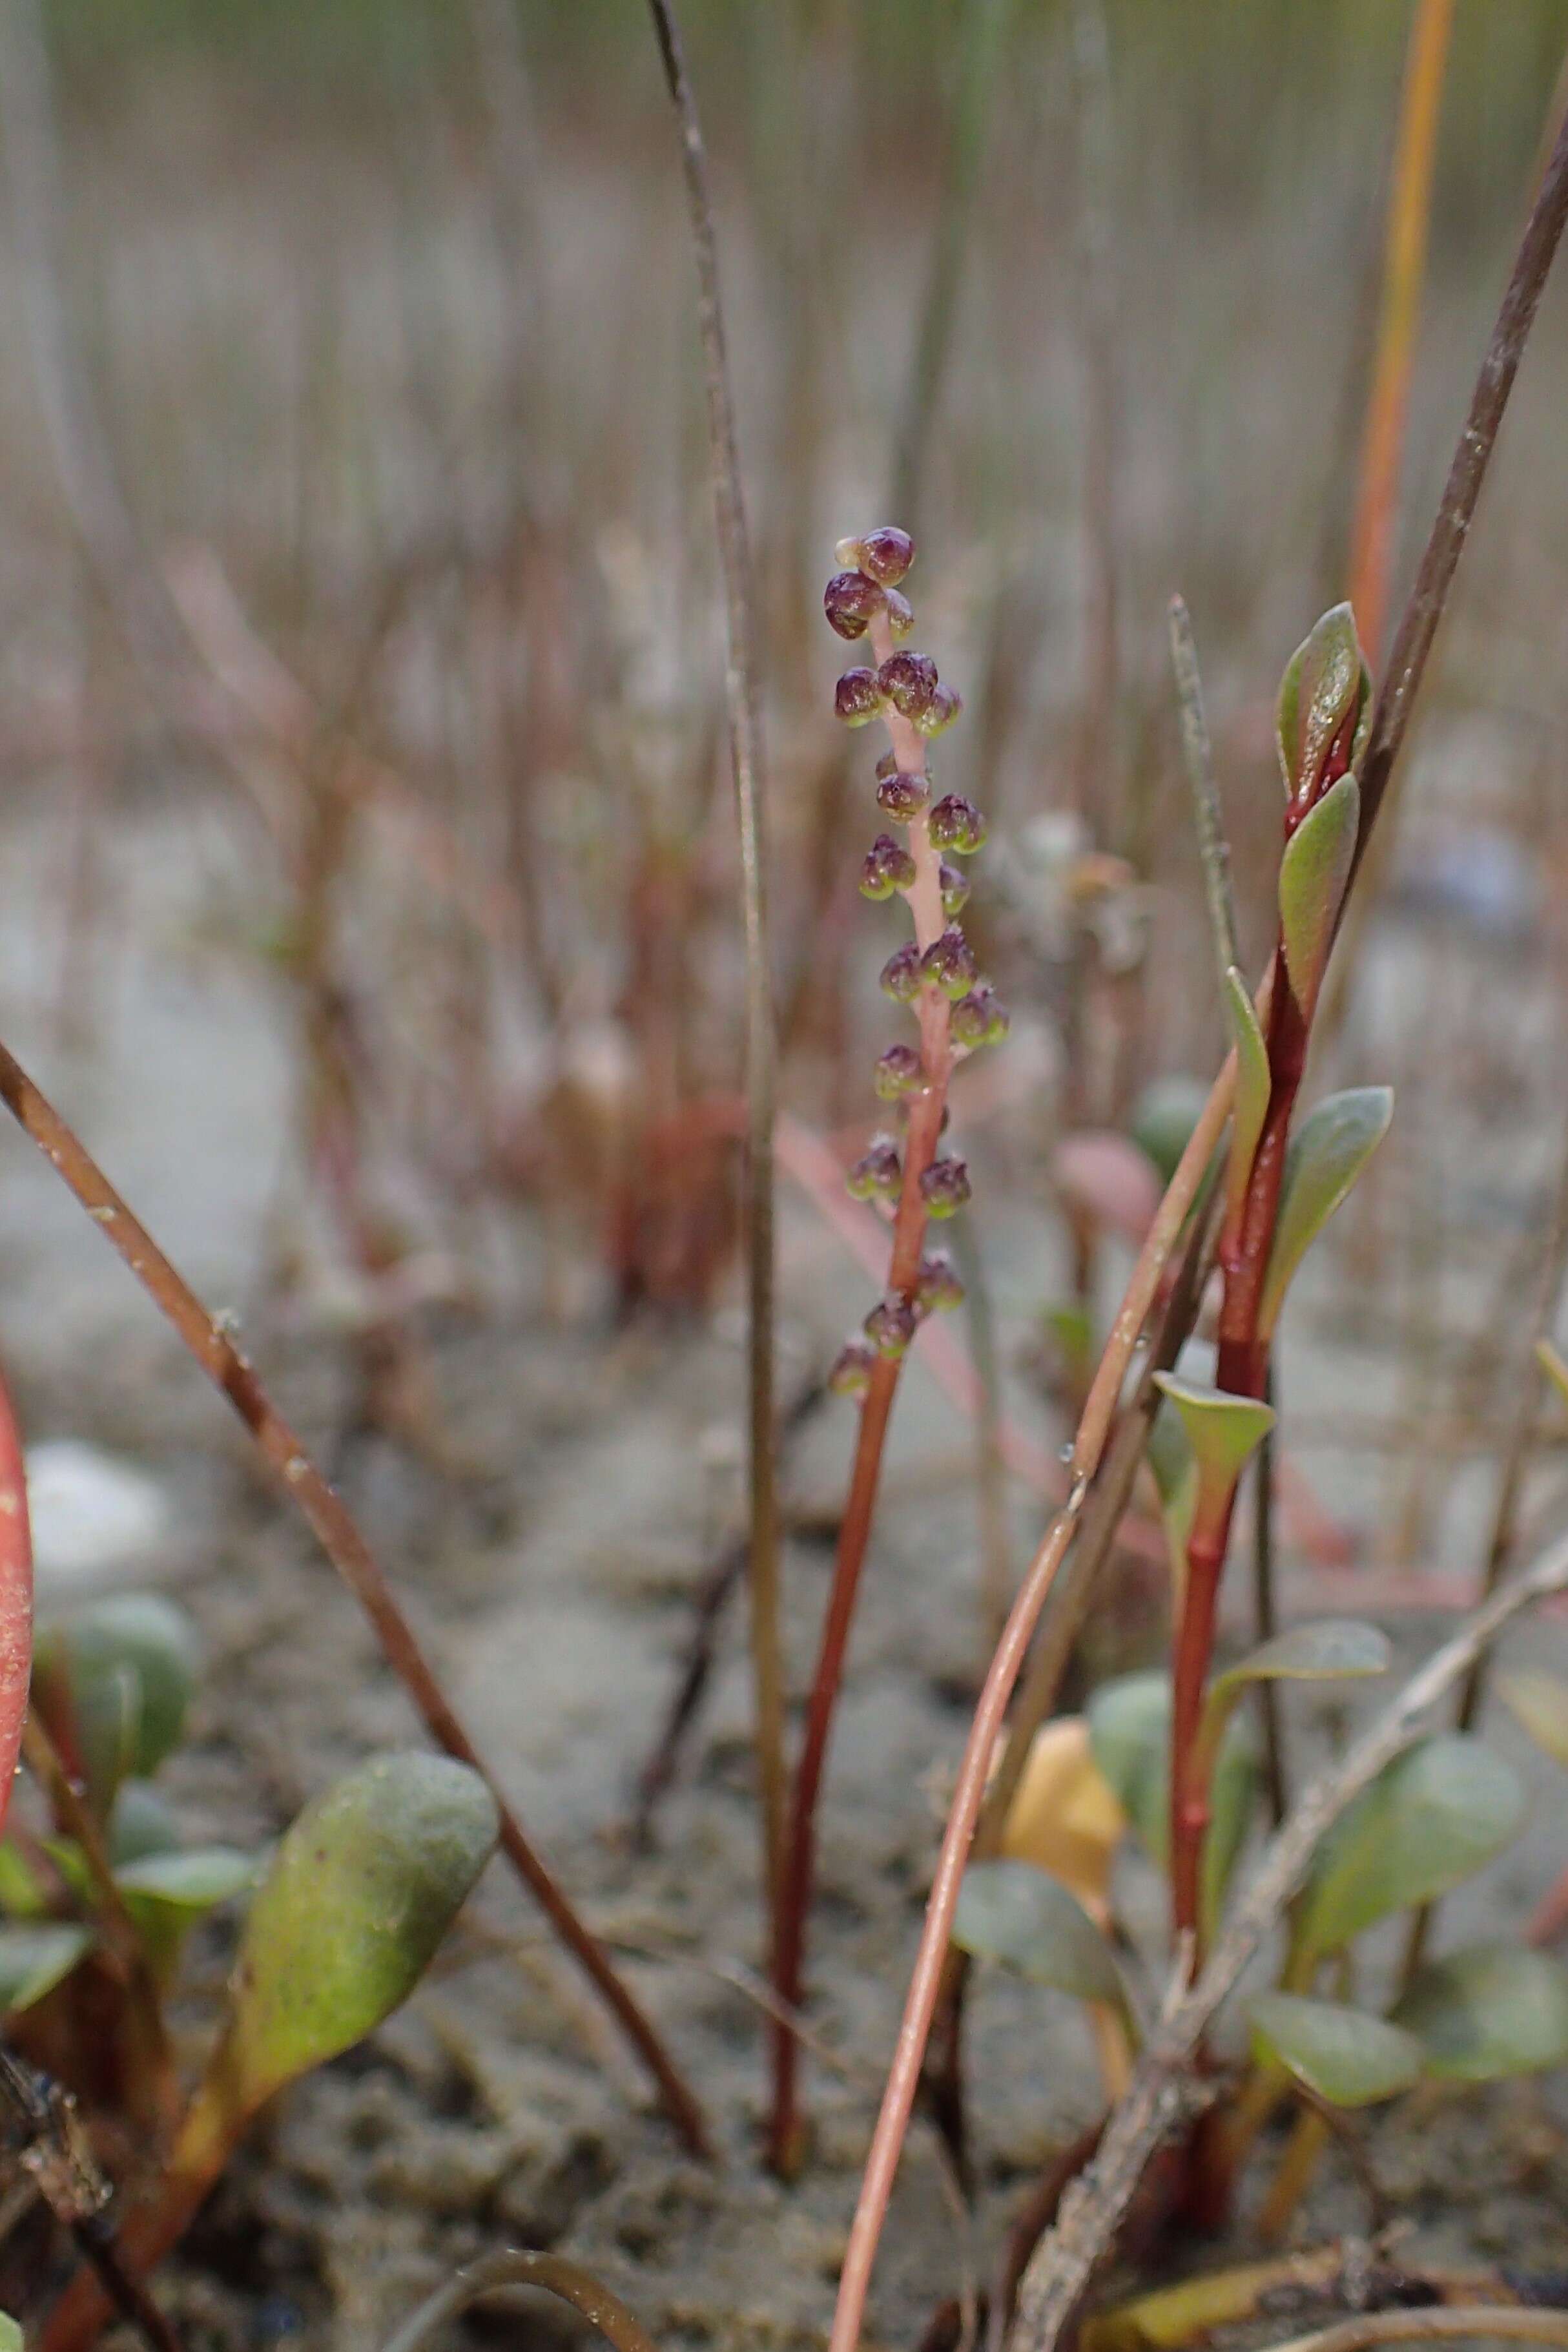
643, 0, 785, 1967
0, 2049, 181, 2352
0, 1038, 708, 2157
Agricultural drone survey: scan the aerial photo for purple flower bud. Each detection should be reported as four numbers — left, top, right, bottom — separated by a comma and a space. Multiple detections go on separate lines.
880, 941, 925, 1003
913, 682, 963, 739
835, 667, 883, 727
864, 1295, 918, 1358
938, 860, 970, 918
874, 1043, 926, 1101
876, 768, 931, 820
859, 832, 918, 900
828, 1338, 877, 1397
846, 1132, 902, 1200
823, 568, 885, 642
916, 1251, 965, 1314
877, 652, 940, 723
951, 985, 1010, 1050
928, 795, 988, 856
884, 588, 914, 640
920, 926, 979, 1000
874, 748, 899, 780
859, 526, 915, 587
920, 1155, 972, 1218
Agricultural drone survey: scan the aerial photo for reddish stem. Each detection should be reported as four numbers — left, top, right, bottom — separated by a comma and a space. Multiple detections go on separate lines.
770, 601, 952, 2172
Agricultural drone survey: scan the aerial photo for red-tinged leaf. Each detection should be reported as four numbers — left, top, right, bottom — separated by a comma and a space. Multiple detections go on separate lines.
0, 1380, 33, 1847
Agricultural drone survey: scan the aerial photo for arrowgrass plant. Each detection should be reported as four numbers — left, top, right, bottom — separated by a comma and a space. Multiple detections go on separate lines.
769, 525, 1006, 2172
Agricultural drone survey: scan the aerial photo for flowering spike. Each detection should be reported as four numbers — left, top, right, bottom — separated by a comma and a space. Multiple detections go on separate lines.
846, 1134, 902, 1201
835, 668, 883, 727
877, 769, 931, 820
823, 569, 886, 641
920, 927, 980, 1000
864, 1296, 917, 1358
880, 942, 925, 1003
916, 1253, 965, 1314
928, 795, 987, 856
877, 652, 939, 724
828, 1338, 877, 1397
860, 833, 918, 900
874, 1043, 926, 1101
938, 860, 970, 918
920, 1156, 972, 1218
884, 589, 914, 641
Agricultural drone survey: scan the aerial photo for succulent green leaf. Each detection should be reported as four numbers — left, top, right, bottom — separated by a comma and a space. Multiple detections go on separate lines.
116, 1846, 258, 1911
1151, 1373, 1274, 1504
1249, 1992, 1423, 2108
0, 1922, 92, 2012
108, 1780, 183, 1869
1496, 1670, 1568, 1771
36, 1594, 199, 1813
1088, 1672, 1258, 1932
953, 1859, 1125, 2010
205, 1753, 499, 2120
1130, 1076, 1210, 1188
1259, 1088, 1392, 1340
1146, 1400, 1196, 1588
1275, 603, 1370, 801
118, 1846, 260, 1983
1222, 967, 1269, 1223
1201, 1621, 1389, 1778
1296, 1735, 1524, 1962
1392, 1943, 1568, 2081
1279, 773, 1359, 1019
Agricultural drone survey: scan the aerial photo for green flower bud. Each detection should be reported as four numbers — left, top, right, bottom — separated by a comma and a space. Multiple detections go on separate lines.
884, 588, 914, 641
864, 1296, 918, 1357
880, 942, 925, 1003
920, 1155, 972, 1218
913, 682, 962, 739
824, 568, 885, 642
920, 926, 979, 1000
860, 832, 918, 900
835, 667, 883, 727
846, 1133, 902, 1201
951, 986, 1009, 1050
916, 1252, 965, 1313
938, 860, 970, 918
877, 769, 931, 820
874, 1043, 926, 1101
928, 795, 987, 855
829, 1338, 877, 1397
878, 652, 939, 723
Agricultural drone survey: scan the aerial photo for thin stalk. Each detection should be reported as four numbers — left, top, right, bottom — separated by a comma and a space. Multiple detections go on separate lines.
826, 1076, 1229, 2352
0, 1357, 33, 1847
1253, 1369, 1288, 1827
643, 0, 784, 1957
1168, 596, 1237, 983
1348, 0, 1455, 671
1259, 2313, 1568, 2352
1070, 0, 1122, 840
832, 103, 1568, 2346
386, 2251, 661, 2352
770, 606, 954, 2174
0, 1037, 708, 2157
951, 1216, 1013, 1650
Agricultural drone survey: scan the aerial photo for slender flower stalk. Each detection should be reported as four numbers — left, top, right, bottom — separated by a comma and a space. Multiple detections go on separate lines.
769, 530, 1004, 2173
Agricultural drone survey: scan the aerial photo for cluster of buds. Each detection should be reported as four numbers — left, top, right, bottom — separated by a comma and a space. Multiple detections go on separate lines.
822, 527, 1007, 1398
